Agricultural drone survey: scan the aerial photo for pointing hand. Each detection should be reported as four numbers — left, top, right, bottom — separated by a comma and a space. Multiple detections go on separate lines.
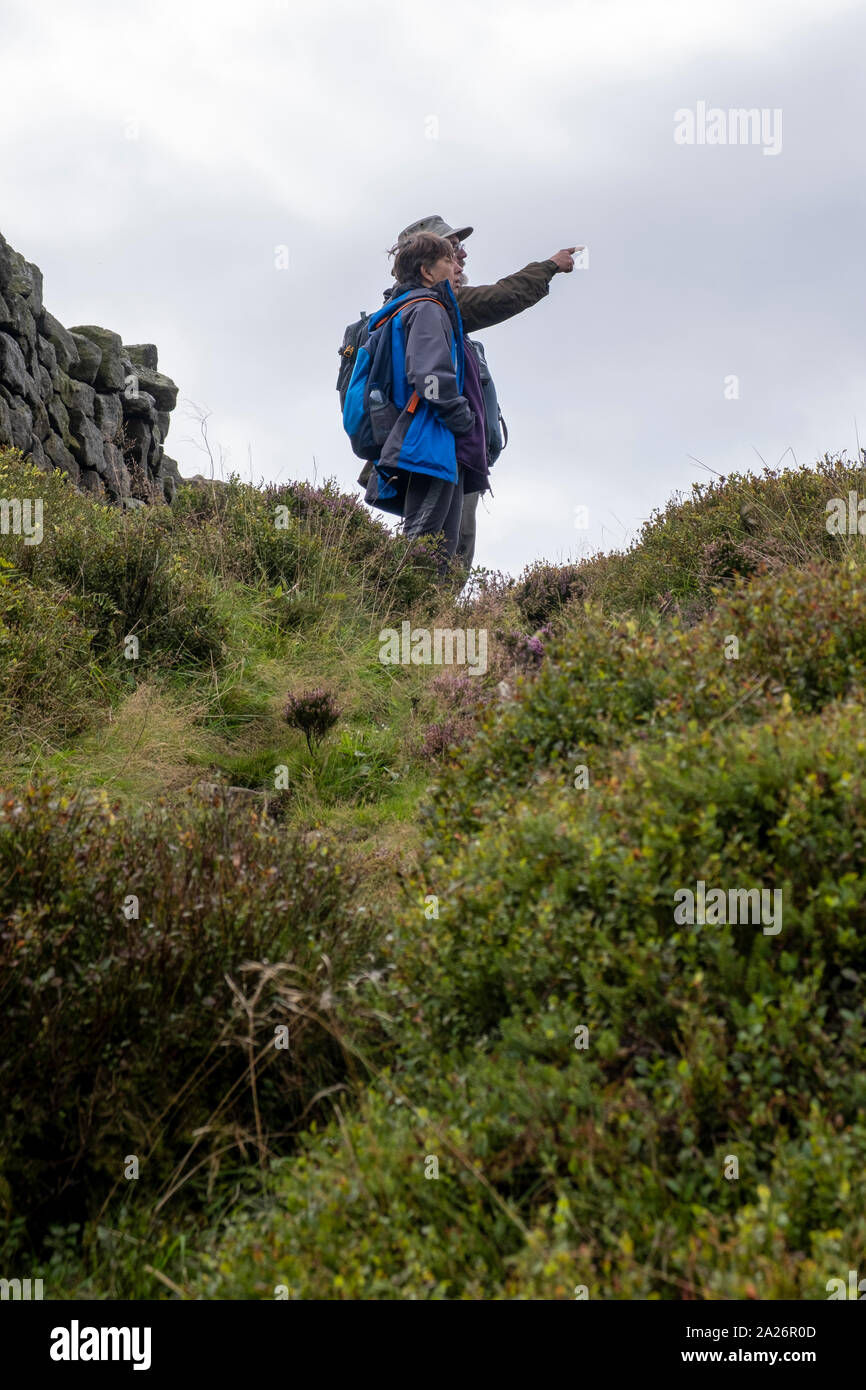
549, 247, 583, 273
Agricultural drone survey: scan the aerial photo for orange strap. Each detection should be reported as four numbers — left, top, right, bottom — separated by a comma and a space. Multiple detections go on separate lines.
377, 294, 442, 331
406, 391, 419, 414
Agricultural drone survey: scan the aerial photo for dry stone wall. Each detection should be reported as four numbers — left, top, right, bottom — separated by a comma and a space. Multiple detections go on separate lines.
0, 229, 180, 505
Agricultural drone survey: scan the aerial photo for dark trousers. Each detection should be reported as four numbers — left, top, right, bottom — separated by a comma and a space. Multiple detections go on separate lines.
456, 489, 480, 572
402, 467, 464, 574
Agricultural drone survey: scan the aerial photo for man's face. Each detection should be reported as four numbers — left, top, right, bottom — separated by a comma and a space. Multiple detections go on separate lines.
448, 234, 467, 284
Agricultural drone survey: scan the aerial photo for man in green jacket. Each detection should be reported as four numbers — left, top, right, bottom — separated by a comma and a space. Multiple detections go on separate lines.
394, 216, 578, 571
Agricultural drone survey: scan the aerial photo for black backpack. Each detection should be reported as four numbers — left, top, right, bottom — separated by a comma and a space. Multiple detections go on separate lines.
336, 311, 370, 411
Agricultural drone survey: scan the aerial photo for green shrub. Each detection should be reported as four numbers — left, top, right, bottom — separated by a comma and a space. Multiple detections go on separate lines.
397, 703, 866, 1044
428, 557, 866, 839
511, 562, 588, 628
0, 560, 101, 746
7, 443, 866, 1300
192, 542, 866, 1301
198, 1041, 866, 1300
0, 453, 225, 668
194, 699, 866, 1300
284, 687, 341, 754
38, 512, 224, 666
170, 475, 441, 620
566, 453, 866, 620
0, 782, 370, 1245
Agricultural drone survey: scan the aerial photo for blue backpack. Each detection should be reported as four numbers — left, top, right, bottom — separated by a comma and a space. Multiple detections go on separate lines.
341, 289, 442, 462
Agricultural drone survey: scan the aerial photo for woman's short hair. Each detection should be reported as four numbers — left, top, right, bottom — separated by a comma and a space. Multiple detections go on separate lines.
391, 232, 454, 285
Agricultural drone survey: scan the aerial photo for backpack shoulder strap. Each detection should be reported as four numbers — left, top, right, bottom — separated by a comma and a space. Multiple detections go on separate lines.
374, 294, 442, 332
365, 296, 444, 420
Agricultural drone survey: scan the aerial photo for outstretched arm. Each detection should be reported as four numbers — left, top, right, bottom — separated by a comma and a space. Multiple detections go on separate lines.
456, 249, 578, 333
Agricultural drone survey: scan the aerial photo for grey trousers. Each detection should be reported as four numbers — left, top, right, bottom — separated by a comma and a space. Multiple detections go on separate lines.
456, 489, 480, 571
403, 468, 464, 573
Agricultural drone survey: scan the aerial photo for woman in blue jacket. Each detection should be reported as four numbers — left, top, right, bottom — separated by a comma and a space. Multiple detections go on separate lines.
376, 232, 488, 571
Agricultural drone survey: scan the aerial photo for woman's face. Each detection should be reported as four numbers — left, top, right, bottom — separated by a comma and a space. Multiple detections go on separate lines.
420, 253, 457, 288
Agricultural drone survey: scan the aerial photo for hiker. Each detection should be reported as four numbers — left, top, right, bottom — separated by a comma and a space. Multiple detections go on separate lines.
393, 216, 578, 572
338, 220, 577, 571
369, 231, 484, 573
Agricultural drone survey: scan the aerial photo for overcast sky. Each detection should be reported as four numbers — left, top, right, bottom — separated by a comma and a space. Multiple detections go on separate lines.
2, 0, 864, 575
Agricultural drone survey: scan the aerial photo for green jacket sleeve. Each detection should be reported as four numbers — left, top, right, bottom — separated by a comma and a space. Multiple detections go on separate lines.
455, 260, 558, 334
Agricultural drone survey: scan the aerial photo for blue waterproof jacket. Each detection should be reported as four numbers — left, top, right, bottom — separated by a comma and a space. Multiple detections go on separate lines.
364, 278, 474, 486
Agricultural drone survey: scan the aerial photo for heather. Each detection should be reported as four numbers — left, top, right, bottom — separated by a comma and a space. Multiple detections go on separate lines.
2, 445, 865, 1300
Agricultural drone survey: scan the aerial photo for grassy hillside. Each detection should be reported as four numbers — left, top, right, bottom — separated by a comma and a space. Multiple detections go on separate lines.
1, 445, 865, 1299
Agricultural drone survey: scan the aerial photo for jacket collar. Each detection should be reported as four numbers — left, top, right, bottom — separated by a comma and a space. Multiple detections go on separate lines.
369, 279, 459, 331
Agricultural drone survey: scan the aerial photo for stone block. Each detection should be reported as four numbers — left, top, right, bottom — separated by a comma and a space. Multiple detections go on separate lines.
36, 334, 58, 376
0, 331, 28, 396
59, 374, 96, 416
44, 432, 79, 483
78, 468, 106, 497
41, 311, 80, 373
47, 393, 71, 441
69, 411, 107, 473
102, 441, 132, 500
122, 388, 157, 419
26, 436, 47, 471
31, 399, 51, 442
4, 397, 32, 451
132, 365, 178, 413
124, 343, 158, 371
70, 325, 123, 355
67, 332, 101, 385
94, 392, 123, 441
